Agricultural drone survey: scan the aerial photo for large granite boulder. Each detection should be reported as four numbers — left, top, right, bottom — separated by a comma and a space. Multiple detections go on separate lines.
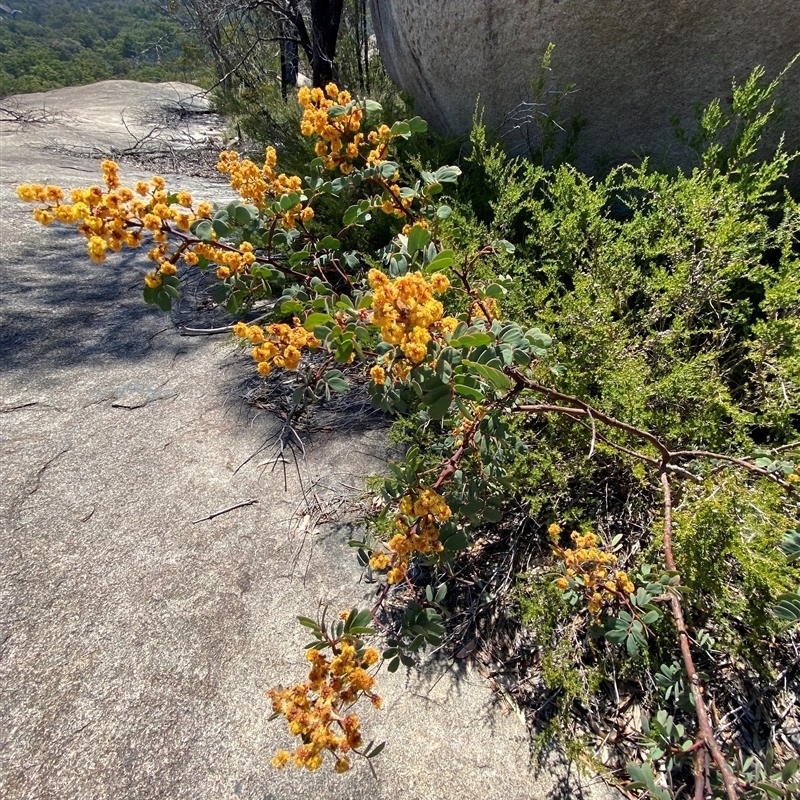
371, 0, 800, 178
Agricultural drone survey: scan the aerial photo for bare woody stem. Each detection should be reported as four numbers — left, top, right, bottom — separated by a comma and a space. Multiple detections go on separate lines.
506, 367, 790, 489
506, 367, 671, 458
694, 748, 707, 800
661, 470, 739, 800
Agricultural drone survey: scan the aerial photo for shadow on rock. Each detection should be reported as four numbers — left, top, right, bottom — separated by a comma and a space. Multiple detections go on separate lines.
1, 225, 181, 372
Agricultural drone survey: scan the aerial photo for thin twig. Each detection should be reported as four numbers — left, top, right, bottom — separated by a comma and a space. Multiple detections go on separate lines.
192, 498, 258, 523
586, 406, 597, 459
671, 449, 790, 488
178, 324, 234, 336
769, 441, 800, 454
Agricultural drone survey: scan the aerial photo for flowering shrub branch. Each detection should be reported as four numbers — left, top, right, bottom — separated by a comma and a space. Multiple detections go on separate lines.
268, 607, 384, 774
17, 83, 800, 796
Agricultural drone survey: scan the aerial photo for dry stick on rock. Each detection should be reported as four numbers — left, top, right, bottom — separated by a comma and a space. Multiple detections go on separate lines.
192, 498, 258, 523
178, 324, 235, 335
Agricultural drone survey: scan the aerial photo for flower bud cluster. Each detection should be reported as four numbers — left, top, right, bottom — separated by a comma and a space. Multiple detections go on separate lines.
368, 269, 457, 372
370, 488, 452, 584
17, 162, 211, 270
216, 147, 309, 224
233, 321, 320, 375
193, 240, 257, 280
268, 640, 381, 773
549, 524, 634, 620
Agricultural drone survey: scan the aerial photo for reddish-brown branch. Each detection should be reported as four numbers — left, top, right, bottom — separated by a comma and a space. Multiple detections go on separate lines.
661, 470, 739, 800
310, 355, 335, 383
266, 213, 280, 260
451, 248, 497, 324
506, 368, 672, 459
370, 582, 391, 617
329, 256, 354, 289
512, 404, 659, 465
694, 747, 707, 800
509, 371, 787, 488
431, 428, 473, 491
164, 239, 189, 265
374, 174, 416, 222
671, 449, 790, 488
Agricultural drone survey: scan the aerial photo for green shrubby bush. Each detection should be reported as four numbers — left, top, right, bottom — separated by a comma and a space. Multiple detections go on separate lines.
391, 65, 800, 796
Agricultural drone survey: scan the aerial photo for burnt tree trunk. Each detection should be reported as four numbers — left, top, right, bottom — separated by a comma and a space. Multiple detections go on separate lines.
310, 0, 344, 87
279, 17, 299, 98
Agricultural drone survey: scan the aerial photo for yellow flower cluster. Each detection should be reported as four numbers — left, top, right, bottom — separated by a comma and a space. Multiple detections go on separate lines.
402, 218, 428, 233
17, 162, 211, 275
549, 524, 633, 620
233, 321, 320, 375
216, 147, 310, 225
298, 83, 371, 174
471, 296, 500, 321
368, 269, 456, 372
193, 241, 257, 280
370, 488, 452, 584
296, 83, 416, 225
379, 182, 414, 219
268, 640, 381, 772
369, 365, 387, 385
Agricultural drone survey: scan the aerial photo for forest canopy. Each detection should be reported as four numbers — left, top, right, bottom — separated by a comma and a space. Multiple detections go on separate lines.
0, 0, 212, 96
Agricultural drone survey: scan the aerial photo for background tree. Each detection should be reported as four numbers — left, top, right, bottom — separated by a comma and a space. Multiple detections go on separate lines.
169, 0, 359, 95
